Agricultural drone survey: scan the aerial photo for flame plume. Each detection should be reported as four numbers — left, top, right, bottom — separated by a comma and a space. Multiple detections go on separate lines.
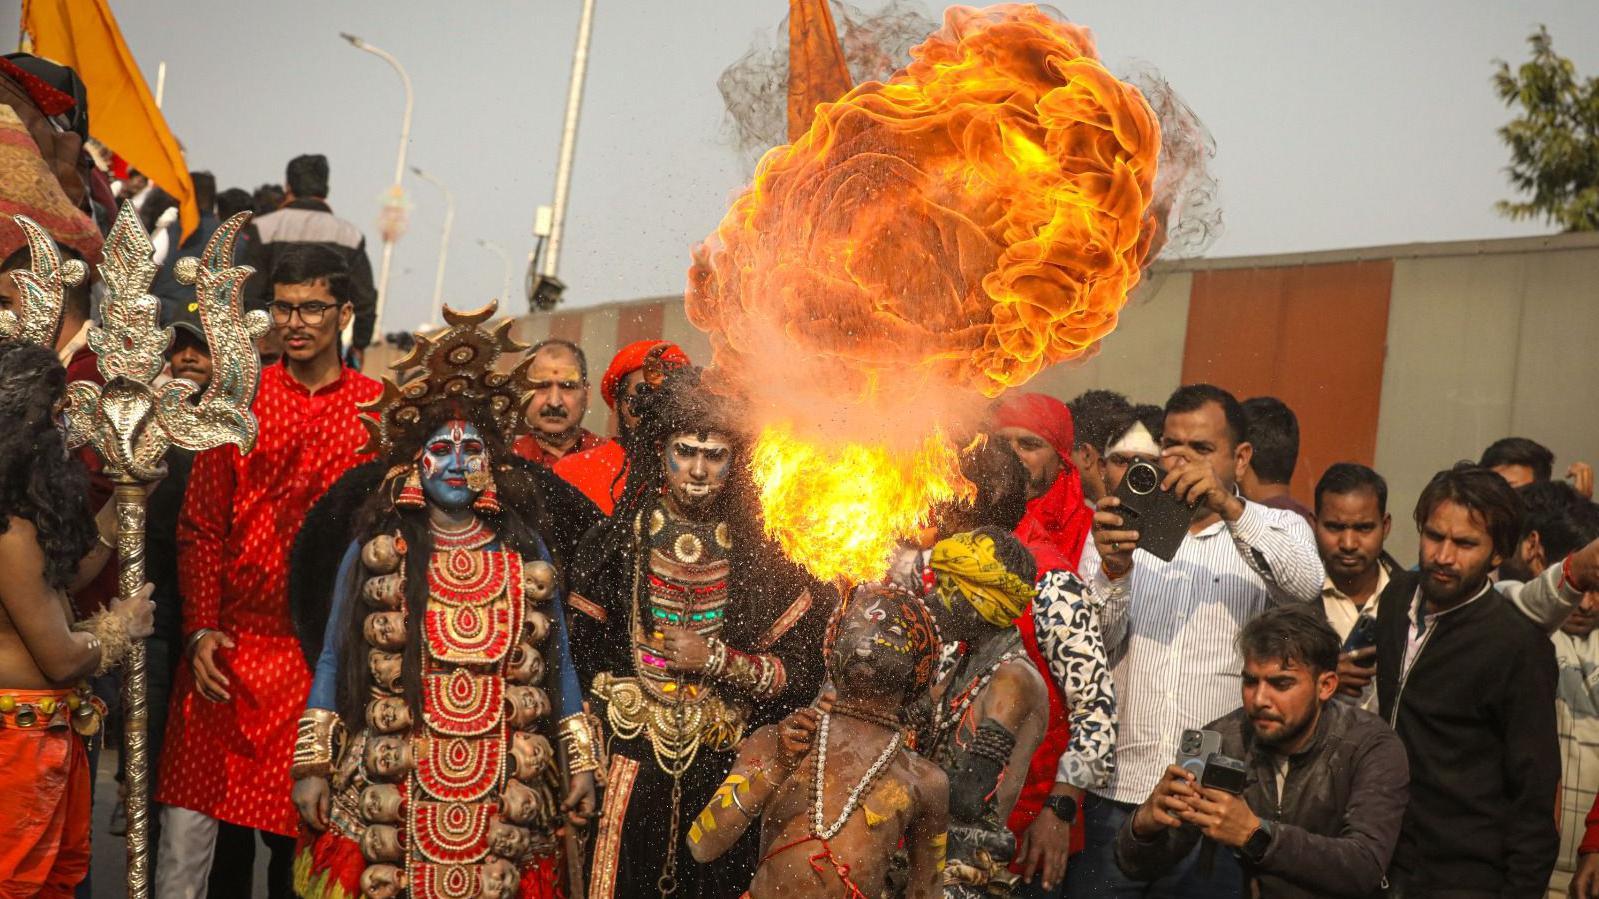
688, 4, 1161, 582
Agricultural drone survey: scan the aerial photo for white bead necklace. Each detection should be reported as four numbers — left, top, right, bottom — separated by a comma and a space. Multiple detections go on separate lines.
810, 712, 903, 841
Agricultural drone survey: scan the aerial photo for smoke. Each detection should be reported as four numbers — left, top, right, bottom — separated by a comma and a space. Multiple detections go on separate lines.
1121, 61, 1224, 259
717, 0, 937, 169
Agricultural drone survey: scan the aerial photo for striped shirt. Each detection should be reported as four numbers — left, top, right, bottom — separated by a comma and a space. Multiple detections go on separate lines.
1092, 500, 1325, 804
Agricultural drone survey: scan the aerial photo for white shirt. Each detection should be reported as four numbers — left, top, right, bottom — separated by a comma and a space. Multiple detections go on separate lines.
1323, 566, 1390, 713
1093, 501, 1325, 804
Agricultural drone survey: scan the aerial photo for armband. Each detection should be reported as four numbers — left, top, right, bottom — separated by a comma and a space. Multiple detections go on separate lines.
948, 718, 1016, 823
291, 708, 345, 780
706, 638, 787, 699
557, 711, 606, 779
78, 608, 135, 676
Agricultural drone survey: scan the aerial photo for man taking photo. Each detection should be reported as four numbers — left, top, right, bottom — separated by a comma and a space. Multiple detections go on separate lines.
1116, 605, 1408, 898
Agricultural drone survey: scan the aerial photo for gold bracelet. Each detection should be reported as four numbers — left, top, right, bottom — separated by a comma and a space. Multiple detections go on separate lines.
291, 708, 344, 780
556, 711, 606, 776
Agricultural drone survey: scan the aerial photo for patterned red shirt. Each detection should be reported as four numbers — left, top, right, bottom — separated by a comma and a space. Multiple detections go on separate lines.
157, 362, 381, 835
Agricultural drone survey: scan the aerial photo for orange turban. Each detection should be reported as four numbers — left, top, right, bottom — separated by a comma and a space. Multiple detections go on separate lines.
600, 340, 689, 409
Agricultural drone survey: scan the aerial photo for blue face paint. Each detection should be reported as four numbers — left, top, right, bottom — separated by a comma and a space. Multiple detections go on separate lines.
419, 420, 487, 512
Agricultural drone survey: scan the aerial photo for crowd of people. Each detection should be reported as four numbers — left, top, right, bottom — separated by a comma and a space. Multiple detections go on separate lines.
5, 47, 1599, 899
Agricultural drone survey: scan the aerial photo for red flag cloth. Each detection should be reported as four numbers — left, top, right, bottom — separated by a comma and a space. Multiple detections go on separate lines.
599, 339, 689, 410
992, 393, 1092, 573
552, 438, 628, 516
786, 0, 853, 141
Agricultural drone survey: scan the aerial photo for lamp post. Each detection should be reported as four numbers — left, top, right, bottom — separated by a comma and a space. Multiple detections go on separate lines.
410, 165, 454, 329
341, 32, 412, 339
478, 238, 512, 306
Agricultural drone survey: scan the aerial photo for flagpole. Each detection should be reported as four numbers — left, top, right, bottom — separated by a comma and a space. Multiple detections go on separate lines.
542, 0, 595, 281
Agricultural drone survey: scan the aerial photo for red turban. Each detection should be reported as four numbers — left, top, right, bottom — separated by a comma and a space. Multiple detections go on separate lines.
600, 340, 689, 409
990, 392, 1075, 462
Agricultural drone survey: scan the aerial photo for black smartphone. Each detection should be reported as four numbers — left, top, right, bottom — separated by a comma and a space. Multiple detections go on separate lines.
1343, 612, 1378, 654
1199, 753, 1248, 795
1112, 460, 1192, 562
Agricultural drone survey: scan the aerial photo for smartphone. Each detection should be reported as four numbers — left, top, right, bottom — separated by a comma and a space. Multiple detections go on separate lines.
1113, 461, 1192, 562
1174, 728, 1223, 778
1343, 612, 1378, 654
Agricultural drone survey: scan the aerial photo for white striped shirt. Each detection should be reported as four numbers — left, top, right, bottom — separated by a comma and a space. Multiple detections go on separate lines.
1091, 500, 1325, 804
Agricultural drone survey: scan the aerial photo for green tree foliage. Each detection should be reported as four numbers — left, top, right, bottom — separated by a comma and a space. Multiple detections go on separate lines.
1493, 26, 1599, 231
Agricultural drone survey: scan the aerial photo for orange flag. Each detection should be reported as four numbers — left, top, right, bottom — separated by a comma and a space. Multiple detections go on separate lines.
22, 0, 196, 239
786, 0, 853, 141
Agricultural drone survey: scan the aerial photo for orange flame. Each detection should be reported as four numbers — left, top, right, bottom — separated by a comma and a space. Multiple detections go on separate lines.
688, 4, 1161, 581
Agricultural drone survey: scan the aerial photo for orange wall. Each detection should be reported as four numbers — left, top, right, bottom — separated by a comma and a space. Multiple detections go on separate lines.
1180, 260, 1393, 504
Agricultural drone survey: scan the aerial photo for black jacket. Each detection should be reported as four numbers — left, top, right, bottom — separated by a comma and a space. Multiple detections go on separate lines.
1115, 700, 1409, 898
245, 199, 377, 348
1375, 570, 1559, 897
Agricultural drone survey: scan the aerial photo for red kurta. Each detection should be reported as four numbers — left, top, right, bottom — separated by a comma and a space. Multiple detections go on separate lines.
157, 362, 381, 836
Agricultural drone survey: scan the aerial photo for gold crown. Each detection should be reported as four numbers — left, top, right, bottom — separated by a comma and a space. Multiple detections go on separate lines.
358, 301, 533, 456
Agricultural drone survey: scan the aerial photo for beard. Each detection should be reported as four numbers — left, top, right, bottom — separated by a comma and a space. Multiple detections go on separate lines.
1418, 559, 1492, 608
1251, 707, 1315, 750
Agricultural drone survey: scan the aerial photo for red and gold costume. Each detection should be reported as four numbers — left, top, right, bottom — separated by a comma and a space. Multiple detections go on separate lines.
158, 361, 381, 835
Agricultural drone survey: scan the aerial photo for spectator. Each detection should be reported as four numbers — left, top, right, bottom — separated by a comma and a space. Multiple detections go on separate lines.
1374, 464, 1559, 896
245, 155, 377, 359
215, 187, 253, 221
511, 339, 603, 465
1482, 435, 1594, 500
1116, 605, 1408, 898
1492, 482, 1599, 897
1080, 403, 1161, 582
992, 392, 1096, 573
252, 182, 285, 215
551, 339, 690, 514
1070, 383, 1324, 898
1241, 396, 1314, 526
1312, 463, 1399, 712
1067, 388, 1133, 503
150, 171, 222, 316
154, 245, 382, 899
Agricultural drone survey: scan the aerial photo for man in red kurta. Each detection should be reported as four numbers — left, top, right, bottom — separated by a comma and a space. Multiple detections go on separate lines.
155, 245, 381, 899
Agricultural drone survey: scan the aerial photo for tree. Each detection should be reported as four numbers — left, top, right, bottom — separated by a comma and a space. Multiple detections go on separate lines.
1492, 26, 1599, 231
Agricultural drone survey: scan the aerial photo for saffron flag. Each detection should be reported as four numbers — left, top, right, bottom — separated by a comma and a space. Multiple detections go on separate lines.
22, 0, 196, 239
786, 0, 853, 141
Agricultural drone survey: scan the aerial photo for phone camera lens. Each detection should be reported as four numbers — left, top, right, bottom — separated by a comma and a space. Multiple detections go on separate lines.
1127, 462, 1159, 496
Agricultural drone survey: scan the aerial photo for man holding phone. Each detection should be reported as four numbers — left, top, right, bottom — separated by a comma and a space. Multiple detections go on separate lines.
1116, 606, 1409, 898
1312, 463, 1399, 712
1067, 384, 1325, 898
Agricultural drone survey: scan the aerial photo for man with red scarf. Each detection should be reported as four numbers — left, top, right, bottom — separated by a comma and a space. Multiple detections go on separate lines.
552, 338, 688, 514
992, 393, 1095, 574
988, 393, 1115, 896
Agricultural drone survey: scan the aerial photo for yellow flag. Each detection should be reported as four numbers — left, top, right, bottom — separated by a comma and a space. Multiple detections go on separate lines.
786, 0, 853, 142
22, 0, 196, 239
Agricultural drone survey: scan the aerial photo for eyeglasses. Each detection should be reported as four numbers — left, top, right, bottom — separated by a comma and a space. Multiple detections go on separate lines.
267, 300, 340, 326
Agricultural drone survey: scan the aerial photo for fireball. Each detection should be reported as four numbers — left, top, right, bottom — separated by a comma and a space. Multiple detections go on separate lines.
689, 5, 1162, 582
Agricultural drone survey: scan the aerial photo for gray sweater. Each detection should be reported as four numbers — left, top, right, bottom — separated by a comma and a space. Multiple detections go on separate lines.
1115, 699, 1409, 898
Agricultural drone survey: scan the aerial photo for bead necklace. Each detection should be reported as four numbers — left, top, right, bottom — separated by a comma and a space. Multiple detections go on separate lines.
929, 641, 1021, 753
830, 700, 903, 733
431, 517, 492, 550
811, 712, 903, 841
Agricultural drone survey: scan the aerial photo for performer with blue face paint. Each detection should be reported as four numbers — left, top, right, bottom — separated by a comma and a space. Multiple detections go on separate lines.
287, 303, 603, 899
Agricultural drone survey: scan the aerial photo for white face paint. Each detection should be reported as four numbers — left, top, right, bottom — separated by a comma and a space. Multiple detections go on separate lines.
662, 431, 734, 514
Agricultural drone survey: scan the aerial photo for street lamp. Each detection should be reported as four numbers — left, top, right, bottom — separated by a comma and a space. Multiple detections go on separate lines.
410, 165, 454, 329
341, 31, 413, 339
478, 238, 512, 307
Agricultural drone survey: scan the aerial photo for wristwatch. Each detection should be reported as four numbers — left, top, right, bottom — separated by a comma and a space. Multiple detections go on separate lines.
1240, 819, 1274, 864
1042, 793, 1079, 824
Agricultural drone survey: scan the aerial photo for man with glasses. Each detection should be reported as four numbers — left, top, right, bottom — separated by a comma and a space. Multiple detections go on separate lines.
155, 245, 383, 899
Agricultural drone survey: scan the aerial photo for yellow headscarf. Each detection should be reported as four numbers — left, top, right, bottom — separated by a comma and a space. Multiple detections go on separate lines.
927, 531, 1035, 628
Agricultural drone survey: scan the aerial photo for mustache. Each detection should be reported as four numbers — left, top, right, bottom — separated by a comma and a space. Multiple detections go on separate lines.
538, 405, 569, 419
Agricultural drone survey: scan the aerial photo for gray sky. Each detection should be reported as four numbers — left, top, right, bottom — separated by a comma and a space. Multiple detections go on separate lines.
9, 1, 1599, 333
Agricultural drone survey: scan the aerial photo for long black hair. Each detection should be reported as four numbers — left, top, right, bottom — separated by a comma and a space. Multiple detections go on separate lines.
335, 401, 553, 732
0, 341, 93, 590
